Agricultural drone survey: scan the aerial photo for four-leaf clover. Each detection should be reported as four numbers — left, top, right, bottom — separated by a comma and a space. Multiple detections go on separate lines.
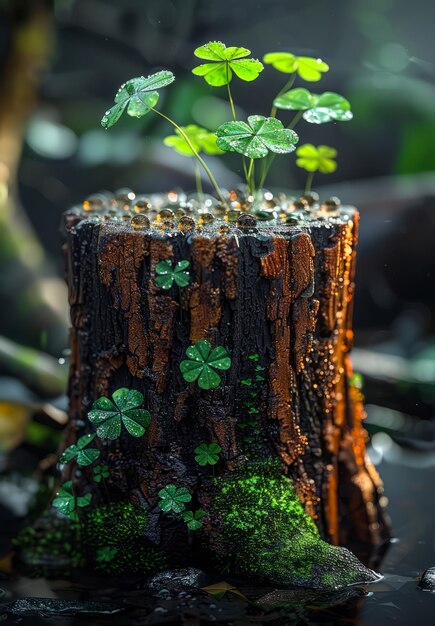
194, 443, 222, 466
158, 484, 192, 513
88, 388, 151, 440
263, 52, 329, 82
216, 115, 298, 159
296, 144, 337, 173
180, 340, 231, 390
182, 509, 207, 530
52, 481, 92, 521
92, 464, 110, 483
60, 433, 100, 467
163, 125, 224, 156
101, 71, 175, 128
273, 88, 353, 124
155, 259, 191, 290
192, 41, 263, 86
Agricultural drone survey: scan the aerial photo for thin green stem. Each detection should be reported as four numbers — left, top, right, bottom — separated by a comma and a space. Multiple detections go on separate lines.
270, 75, 296, 118
151, 107, 228, 209
305, 171, 315, 193
288, 110, 304, 130
194, 162, 204, 200
247, 158, 255, 195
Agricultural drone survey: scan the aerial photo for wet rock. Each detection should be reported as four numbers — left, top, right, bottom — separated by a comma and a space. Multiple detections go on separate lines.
146, 567, 210, 593
418, 567, 435, 592
2, 597, 124, 616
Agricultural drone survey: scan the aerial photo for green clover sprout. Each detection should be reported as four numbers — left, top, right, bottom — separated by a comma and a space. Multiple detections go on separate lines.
296, 144, 338, 193
101, 71, 175, 128
158, 484, 192, 513
155, 259, 191, 290
180, 340, 231, 390
263, 52, 329, 82
216, 115, 298, 159
96, 546, 118, 562
273, 88, 353, 124
192, 41, 263, 86
88, 388, 151, 440
194, 443, 222, 466
163, 125, 224, 157
182, 509, 207, 530
92, 464, 110, 483
52, 481, 92, 521
59, 433, 100, 467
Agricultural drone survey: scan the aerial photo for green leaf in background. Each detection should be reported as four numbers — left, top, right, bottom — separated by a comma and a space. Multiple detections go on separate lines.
192, 41, 263, 86
101, 71, 175, 128
180, 340, 231, 390
155, 259, 191, 289
92, 464, 110, 483
96, 546, 118, 562
52, 481, 92, 521
216, 115, 298, 158
273, 88, 353, 124
296, 144, 337, 173
182, 509, 207, 530
194, 442, 222, 466
158, 484, 192, 513
88, 388, 151, 440
263, 52, 329, 81
60, 433, 100, 467
163, 125, 224, 156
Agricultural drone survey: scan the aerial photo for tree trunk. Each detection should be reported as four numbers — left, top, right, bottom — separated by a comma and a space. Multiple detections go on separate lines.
56, 204, 390, 585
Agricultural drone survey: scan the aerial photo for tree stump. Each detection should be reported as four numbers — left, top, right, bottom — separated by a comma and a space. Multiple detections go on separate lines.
51, 195, 390, 586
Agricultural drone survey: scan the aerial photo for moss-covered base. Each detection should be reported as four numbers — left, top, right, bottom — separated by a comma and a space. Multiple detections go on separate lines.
210, 467, 382, 589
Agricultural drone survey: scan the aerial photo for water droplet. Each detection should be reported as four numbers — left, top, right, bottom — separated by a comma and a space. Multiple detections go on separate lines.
131, 214, 150, 230
82, 193, 107, 212
226, 209, 241, 223
114, 188, 135, 210
237, 213, 257, 231
198, 212, 214, 226
178, 216, 196, 232
157, 208, 175, 222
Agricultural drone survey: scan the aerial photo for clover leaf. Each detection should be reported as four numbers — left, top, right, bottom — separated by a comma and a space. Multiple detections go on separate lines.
273, 88, 353, 124
163, 125, 224, 157
158, 484, 192, 513
216, 115, 298, 159
155, 259, 191, 290
263, 52, 329, 81
192, 41, 263, 86
182, 509, 207, 530
60, 433, 100, 467
101, 71, 175, 128
194, 443, 222, 466
96, 546, 118, 562
92, 464, 110, 483
52, 481, 92, 521
296, 144, 337, 173
88, 388, 151, 440
180, 340, 231, 390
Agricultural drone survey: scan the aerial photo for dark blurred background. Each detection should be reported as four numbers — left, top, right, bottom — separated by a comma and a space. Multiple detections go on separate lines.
0, 0, 434, 464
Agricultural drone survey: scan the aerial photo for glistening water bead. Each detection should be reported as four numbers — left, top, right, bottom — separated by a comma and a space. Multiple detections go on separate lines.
178, 216, 196, 232
131, 214, 150, 230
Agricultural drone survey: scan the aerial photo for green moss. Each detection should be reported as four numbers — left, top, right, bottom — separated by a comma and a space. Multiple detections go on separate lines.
212, 465, 379, 589
82, 502, 167, 575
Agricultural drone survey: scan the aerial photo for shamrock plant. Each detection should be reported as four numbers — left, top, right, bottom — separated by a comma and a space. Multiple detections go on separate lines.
158, 484, 192, 513
155, 259, 190, 290
52, 481, 92, 521
60, 433, 100, 467
180, 340, 231, 390
88, 388, 151, 440
182, 509, 207, 531
194, 443, 222, 466
92, 464, 110, 483
101, 41, 352, 200
296, 144, 338, 192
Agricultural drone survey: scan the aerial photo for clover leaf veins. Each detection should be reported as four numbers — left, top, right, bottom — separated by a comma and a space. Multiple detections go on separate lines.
273, 88, 353, 124
216, 115, 298, 159
88, 388, 151, 440
155, 259, 191, 290
192, 41, 263, 86
182, 509, 207, 530
101, 71, 175, 129
60, 433, 100, 467
180, 340, 231, 390
52, 481, 92, 521
194, 442, 222, 466
158, 484, 192, 513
